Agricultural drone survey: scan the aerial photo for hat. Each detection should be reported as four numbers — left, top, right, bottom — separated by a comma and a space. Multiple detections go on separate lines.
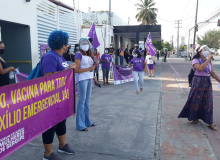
134, 44, 138, 47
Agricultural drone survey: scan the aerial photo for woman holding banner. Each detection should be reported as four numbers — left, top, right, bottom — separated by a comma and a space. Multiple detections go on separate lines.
101, 48, 112, 86
129, 50, 146, 95
41, 30, 75, 160
74, 38, 96, 131
0, 41, 15, 87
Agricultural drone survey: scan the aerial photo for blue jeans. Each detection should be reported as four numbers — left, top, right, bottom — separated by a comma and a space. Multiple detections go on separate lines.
76, 79, 93, 130
94, 64, 99, 81
102, 67, 110, 79
132, 71, 144, 92
119, 56, 123, 65
164, 55, 167, 61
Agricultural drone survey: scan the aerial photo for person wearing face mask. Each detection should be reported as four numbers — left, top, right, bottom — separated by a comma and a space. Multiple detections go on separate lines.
0, 41, 15, 87
40, 30, 76, 160
145, 52, 155, 77
178, 45, 220, 131
101, 48, 112, 86
129, 50, 146, 95
133, 44, 143, 56
74, 38, 96, 131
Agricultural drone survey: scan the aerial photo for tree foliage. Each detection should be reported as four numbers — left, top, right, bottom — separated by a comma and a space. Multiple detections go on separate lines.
153, 40, 172, 51
163, 41, 172, 51
135, 0, 158, 25
197, 29, 220, 49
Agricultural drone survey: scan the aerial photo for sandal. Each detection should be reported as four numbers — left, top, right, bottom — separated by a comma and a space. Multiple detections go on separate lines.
149, 75, 151, 77
95, 81, 101, 88
80, 128, 88, 131
91, 123, 96, 127
136, 92, 139, 95
191, 119, 200, 124
140, 88, 143, 92
208, 124, 217, 130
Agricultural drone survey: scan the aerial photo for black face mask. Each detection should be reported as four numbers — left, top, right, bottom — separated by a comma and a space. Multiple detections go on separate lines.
0, 49, 4, 55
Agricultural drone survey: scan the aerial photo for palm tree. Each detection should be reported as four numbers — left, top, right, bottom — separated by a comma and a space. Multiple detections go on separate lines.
135, 0, 158, 25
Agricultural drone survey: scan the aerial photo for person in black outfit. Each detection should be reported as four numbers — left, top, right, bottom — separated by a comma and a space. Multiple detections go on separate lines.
63, 44, 79, 64
124, 48, 129, 64
0, 41, 15, 87
129, 47, 134, 63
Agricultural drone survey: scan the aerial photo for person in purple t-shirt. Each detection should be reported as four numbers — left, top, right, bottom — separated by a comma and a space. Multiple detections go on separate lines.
178, 45, 220, 130
129, 50, 146, 95
41, 30, 75, 160
101, 48, 112, 86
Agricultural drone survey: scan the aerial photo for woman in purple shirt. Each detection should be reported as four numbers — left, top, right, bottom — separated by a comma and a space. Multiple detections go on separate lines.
178, 45, 220, 130
41, 30, 75, 160
101, 48, 112, 86
129, 50, 146, 95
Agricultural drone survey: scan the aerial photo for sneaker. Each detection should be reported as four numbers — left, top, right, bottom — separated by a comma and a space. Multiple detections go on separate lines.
58, 144, 75, 155
43, 153, 62, 160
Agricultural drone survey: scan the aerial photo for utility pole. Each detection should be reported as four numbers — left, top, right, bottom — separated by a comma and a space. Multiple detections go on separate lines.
192, 0, 199, 56
109, 0, 111, 26
170, 35, 174, 54
175, 20, 182, 57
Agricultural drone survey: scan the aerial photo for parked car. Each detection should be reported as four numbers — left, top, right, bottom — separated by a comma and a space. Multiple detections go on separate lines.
181, 52, 187, 57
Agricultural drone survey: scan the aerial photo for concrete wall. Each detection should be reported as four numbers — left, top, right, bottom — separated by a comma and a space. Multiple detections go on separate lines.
0, 0, 38, 68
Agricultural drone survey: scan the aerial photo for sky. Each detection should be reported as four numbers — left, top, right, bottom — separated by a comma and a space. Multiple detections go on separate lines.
61, 0, 220, 47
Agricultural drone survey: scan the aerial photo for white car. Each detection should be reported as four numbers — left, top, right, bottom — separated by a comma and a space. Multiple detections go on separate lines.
181, 52, 187, 57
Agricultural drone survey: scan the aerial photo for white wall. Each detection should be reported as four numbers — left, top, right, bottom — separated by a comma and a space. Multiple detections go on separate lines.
0, 0, 38, 68
81, 25, 113, 57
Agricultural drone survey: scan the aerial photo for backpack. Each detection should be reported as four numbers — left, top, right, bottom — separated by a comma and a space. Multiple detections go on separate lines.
26, 52, 58, 81
188, 68, 195, 87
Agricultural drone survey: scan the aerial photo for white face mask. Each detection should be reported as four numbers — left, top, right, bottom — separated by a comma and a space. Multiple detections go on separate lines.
105, 50, 108, 53
203, 51, 209, 59
76, 47, 79, 50
133, 54, 137, 58
80, 45, 89, 51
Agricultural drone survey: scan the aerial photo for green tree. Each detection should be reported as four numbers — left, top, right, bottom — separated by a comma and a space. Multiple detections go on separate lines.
180, 45, 187, 51
135, 0, 158, 25
153, 40, 163, 51
163, 41, 172, 51
197, 29, 220, 48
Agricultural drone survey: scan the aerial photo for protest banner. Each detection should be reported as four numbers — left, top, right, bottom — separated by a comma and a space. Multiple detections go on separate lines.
0, 69, 75, 159
112, 64, 134, 85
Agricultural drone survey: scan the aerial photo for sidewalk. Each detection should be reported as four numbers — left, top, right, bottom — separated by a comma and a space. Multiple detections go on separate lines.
4, 57, 219, 160
160, 58, 217, 160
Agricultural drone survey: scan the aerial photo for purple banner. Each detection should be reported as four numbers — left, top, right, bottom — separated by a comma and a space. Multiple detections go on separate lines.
145, 33, 156, 56
88, 23, 100, 49
112, 64, 134, 85
40, 44, 50, 57
0, 70, 75, 159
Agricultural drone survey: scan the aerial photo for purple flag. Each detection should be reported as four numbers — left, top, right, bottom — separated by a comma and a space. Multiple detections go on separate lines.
15, 73, 29, 83
88, 23, 100, 49
145, 33, 157, 56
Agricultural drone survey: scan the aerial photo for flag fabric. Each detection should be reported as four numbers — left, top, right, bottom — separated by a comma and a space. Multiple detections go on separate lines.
88, 23, 100, 49
145, 33, 157, 56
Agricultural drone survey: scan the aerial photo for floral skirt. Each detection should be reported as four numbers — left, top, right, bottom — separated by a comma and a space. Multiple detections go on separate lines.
178, 76, 213, 124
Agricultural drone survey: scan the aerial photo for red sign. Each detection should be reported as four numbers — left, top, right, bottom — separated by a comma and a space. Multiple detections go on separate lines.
192, 44, 196, 49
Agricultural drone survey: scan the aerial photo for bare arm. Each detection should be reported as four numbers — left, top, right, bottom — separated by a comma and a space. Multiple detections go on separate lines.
0, 63, 15, 75
129, 63, 133, 71
211, 68, 220, 83
74, 59, 94, 73
193, 55, 213, 71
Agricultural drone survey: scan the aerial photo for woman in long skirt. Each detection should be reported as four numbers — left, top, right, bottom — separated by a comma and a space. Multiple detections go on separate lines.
178, 45, 220, 130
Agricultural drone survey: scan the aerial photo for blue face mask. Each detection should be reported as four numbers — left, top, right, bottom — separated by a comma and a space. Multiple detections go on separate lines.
203, 51, 209, 59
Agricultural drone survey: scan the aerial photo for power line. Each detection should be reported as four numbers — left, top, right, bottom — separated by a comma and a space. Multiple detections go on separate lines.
180, 0, 191, 18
